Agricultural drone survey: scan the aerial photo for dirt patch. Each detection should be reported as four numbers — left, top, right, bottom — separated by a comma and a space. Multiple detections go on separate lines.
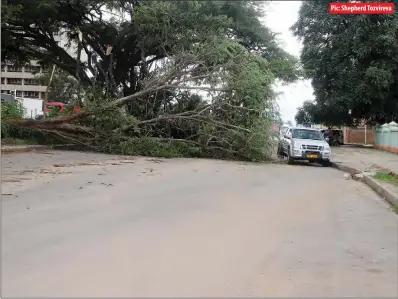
52, 160, 137, 168
1, 158, 141, 195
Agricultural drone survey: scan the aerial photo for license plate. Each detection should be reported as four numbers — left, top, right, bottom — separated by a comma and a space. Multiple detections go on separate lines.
307, 154, 318, 159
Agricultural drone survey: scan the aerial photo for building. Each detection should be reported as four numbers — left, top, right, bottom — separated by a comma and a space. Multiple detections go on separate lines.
1, 62, 46, 99
0, 32, 87, 100
1, 33, 88, 118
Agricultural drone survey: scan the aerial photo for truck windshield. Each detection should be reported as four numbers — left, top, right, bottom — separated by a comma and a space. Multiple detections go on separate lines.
292, 129, 323, 140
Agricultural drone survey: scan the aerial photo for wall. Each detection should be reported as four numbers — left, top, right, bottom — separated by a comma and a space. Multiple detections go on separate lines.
375, 122, 398, 154
272, 123, 280, 132
344, 126, 375, 145
21, 98, 43, 119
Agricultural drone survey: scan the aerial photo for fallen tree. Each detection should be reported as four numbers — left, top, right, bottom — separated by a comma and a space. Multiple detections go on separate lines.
4, 38, 278, 161
2, 1, 299, 161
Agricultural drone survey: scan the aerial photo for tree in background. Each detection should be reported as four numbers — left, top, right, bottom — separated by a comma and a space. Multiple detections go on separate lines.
2, 1, 300, 96
292, 0, 398, 126
37, 69, 82, 104
295, 100, 317, 125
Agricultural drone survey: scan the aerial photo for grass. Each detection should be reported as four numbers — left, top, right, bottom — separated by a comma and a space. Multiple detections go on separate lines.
1, 138, 39, 146
373, 171, 398, 186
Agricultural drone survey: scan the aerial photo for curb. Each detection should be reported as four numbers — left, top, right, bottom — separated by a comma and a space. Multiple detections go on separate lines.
331, 162, 398, 210
330, 162, 359, 174
342, 143, 374, 148
1, 144, 75, 154
1, 145, 53, 154
363, 174, 398, 209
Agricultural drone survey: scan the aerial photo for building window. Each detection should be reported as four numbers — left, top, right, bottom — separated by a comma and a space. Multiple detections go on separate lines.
7, 78, 22, 85
16, 91, 22, 97
24, 78, 39, 85
1, 64, 6, 72
24, 65, 41, 73
7, 65, 23, 72
1, 78, 5, 84
24, 91, 40, 98
1, 90, 10, 94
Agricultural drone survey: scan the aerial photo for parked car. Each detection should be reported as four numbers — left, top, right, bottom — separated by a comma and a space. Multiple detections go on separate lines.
278, 127, 331, 166
34, 102, 82, 120
1, 93, 18, 103
44, 102, 81, 114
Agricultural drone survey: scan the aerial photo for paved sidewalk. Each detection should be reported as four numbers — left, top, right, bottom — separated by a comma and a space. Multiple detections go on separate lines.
332, 146, 398, 173
331, 146, 398, 209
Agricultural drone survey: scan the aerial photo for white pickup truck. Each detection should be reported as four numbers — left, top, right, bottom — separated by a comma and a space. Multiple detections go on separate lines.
277, 126, 332, 166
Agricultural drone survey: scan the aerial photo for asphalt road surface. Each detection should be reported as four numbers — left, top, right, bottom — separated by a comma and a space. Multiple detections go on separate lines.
2, 151, 397, 297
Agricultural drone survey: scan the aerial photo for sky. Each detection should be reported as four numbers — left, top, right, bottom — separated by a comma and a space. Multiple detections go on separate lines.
262, 1, 314, 125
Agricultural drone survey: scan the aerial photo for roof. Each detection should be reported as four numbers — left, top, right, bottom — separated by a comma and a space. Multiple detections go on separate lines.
291, 126, 320, 131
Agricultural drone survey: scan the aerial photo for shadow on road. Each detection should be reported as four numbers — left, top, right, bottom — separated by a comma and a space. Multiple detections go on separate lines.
291, 161, 323, 168
277, 156, 323, 168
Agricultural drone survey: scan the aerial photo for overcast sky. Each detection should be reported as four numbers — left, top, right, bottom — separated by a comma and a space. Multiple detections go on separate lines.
262, 1, 314, 125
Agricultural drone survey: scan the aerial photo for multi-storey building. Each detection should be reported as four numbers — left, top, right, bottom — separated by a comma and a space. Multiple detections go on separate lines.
1, 32, 87, 100
1, 62, 46, 99
1, 32, 89, 118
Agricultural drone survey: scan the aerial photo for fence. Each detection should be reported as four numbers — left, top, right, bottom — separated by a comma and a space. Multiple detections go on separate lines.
272, 123, 280, 132
344, 126, 375, 145
375, 121, 398, 154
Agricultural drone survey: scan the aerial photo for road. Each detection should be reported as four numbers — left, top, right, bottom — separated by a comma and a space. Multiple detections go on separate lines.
2, 150, 397, 297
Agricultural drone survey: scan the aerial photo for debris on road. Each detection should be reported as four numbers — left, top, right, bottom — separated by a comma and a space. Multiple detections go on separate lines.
100, 183, 114, 187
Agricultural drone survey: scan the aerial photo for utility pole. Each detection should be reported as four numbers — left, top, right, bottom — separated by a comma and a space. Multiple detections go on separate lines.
76, 27, 83, 106
43, 65, 56, 119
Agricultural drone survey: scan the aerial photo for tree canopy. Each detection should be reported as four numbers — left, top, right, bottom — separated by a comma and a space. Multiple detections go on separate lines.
37, 68, 82, 104
294, 100, 317, 125
292, 0, 398, 126
2, 0, 300, 161
2, 0, 300, 94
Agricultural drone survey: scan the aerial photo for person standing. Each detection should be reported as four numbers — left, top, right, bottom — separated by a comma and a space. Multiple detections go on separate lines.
324, 127, 332, 145
330, 128, 334, 145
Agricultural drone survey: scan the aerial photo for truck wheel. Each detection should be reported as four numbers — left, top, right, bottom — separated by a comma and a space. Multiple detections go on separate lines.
277, 145, 283, 156
287, 148, 294, 165
321, 160, 331, 167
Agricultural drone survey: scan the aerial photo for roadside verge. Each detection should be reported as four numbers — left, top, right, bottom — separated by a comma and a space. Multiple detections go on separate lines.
331, 162, 398, 211
362, 174, 398, 209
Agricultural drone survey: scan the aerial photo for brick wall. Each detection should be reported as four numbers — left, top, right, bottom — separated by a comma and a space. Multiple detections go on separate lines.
344, 127, 375, 144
